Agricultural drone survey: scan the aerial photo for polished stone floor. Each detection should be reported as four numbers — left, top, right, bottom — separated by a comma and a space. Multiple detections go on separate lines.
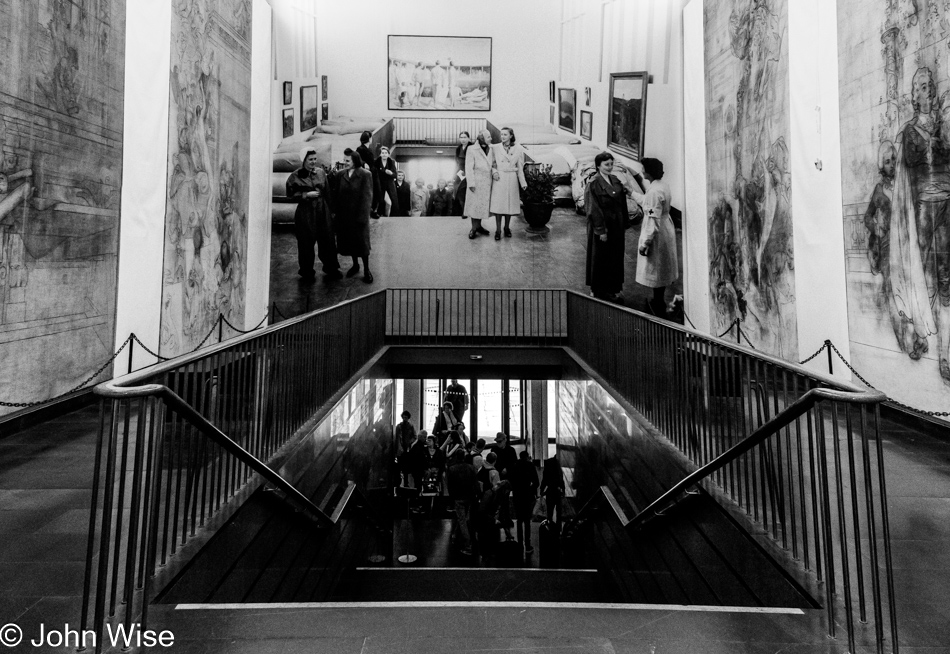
269, 210, 684, 319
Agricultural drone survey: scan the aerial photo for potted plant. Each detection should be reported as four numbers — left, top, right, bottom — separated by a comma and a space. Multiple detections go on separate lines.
521, 162, 556, 234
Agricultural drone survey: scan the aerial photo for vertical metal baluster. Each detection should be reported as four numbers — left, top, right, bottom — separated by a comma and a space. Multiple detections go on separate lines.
815, 401, 836, 637
121, 396, 148, 630
109, 399, 134, 617
794, 374, 808, 568
844, 403, 867, 623
807, 402, 823, 581
859, 405, 885, 652
137, 395, 159, 588
139, 399, 166, 634
92, 399, 120, 650
80, 399, 111, 636
830, 401, 856, 652
873, 404, 899, 653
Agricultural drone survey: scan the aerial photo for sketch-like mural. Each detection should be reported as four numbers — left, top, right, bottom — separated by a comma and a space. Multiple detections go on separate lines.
160, 0, 251, 356
704, 0, 798, 359
0, 1, 126, 415
838, 0, 950, 409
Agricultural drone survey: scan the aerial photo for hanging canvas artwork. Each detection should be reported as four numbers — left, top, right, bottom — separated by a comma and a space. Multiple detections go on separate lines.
282, 109, 294, 138
704, 0, 798, 360
0, 0, 127, 414
388, 35, 492, 111
559, 88, 576, 132
837, 0, 950, 410
160, 0, 252, 357
300, 85, 318, 131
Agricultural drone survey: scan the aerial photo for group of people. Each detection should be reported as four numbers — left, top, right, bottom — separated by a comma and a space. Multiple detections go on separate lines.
585, 152, 678, 317
394, 412, 565, 560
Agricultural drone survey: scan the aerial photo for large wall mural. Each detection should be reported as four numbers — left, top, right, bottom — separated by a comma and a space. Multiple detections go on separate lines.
704, 0, 798, 359
160, 0, 251, 356
838, 0, 950, 409
0, 1, 125, 414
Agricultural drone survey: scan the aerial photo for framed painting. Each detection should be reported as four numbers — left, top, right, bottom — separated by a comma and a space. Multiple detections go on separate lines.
550, 104, 555, 126
282, 108, 294, 138
283, 81, 292, 105
321, 103, 328, 122
585, 87, 591, 107
558, 87, 576, 133
300, 85, 318, 131
388, 35, 492, 111
549, 80, 555, 103
322, 75, 328, 101
608, 71, 648, 160
580, 110, 592, 140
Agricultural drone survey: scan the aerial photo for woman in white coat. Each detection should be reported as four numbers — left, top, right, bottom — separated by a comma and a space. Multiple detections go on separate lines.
629, 157, 678, 318
464, 129, 495, 238
489, 127, 527, 240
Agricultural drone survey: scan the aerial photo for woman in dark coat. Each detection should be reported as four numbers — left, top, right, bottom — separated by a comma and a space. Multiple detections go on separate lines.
356, 130, 382, 219
375, 146, 399, 216
393, 170, 411, 217
286, 147, 341, 281
333, 149, 374, 283
585, 151, 634, 304
454, 131, 471, 219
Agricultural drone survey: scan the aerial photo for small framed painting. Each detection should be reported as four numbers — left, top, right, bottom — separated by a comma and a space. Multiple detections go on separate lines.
549, 104, 555, 126
580, 110, 592, 140
321, 103, 329, 122
558, 87, 576, 133
549, 80, 555, 103
584, 86, 591, 107
283, 81, 292, 105
282, 108, 294, 138
300, 85, 318, 131
322, 75, 328, 101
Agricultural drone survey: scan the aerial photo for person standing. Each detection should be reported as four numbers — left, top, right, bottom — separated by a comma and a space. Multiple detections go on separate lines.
447, 449, 478, 555
629, 157, 678, 319
395, 411, 417, 486
333, 149, 374, 283
356, 131, 381, 219
454, 131, 471, 219
585, 151, 632, 304
393, 170, 411, 216
539, 456, 565, 524
444, 378, 469, 423
489, 127, 527, 240
375, 146, 399, 216
447, 59, 460, 107
427, 179, 452, 216
285, 147, 341, 282
410, 178, 428, 216
431, 59, 447, 106
489, 432, 517, 480
465, 129, 495, 239
512, 451, 539, 554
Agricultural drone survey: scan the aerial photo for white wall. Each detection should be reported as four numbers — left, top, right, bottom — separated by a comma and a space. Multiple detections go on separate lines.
555, 0, 686, 210
271, 0, 321, 145
314, 0, 559, 126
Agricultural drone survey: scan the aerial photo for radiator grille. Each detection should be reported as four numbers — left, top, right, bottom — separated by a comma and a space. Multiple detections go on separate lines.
394, 117, 486, 145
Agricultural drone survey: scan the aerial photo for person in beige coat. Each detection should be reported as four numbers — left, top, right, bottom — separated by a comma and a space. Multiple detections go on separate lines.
629, 157, 678, 318
489, 127, 527, 240
464, 129, 495, 238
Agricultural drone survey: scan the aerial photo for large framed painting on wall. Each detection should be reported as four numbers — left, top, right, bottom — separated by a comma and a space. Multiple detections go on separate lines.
608, 71, 648, 160
388, 35, 492, 111
558, 88, 576, 132
300, 85, 318, 131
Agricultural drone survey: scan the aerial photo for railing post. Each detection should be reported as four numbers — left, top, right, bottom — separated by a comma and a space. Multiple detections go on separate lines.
825, 339, 834, 375
128, 336, 134, 375
736, 319, 741, 344
218, 315, 224, 343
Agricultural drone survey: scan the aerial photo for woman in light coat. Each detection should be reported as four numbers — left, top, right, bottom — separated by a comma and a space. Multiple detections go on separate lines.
464, 129, 495, 238
629, 157, 677, 318
489, 126, 527, 240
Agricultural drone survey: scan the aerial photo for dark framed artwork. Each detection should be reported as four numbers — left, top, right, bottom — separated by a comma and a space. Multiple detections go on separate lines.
608, 71, 648, 160
321, 75, 328, 101
300, 85, 318, 131
550, 104, 555, 125
282, 108, 294, 138
558, 87, 576, 133
283, 81, 292, 105
585, 87, 591, 106
321, 103, 329, 122
549, 80, 555, 103
580, 110, 592, 140
388, 35, 492, 111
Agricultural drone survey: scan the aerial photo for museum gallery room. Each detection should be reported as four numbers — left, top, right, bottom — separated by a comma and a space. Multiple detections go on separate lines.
1, 0, 950, 652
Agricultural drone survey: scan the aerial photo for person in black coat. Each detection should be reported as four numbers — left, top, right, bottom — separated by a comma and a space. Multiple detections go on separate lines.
585, 151, 634, 304
332, 149, 374, 282
539, 456, 565, 524
356, 130, 382, 219
375, 146, 399, 216
427, 179, 452, 216
285, 147, 341, 281
512, 451, 539, 553
393, 170, 411, 216
453, 131, 471, 217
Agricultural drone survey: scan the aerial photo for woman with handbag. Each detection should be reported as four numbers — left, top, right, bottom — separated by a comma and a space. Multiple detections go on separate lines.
629, 158, 678, 319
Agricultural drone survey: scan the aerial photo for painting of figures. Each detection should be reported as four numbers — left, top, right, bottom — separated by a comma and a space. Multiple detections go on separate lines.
160, 0, 252, 357
704, 0, 798, 360
0, 0, 126, 415
837, 0, 950, 410
388, 35, 492, 111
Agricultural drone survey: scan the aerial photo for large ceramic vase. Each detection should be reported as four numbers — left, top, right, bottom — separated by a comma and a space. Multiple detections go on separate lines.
523, 202, 554, 234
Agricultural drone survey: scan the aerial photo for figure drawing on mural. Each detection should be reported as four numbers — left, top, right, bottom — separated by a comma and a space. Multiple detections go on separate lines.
706, 0, 797, 358
161, 0, 250, 356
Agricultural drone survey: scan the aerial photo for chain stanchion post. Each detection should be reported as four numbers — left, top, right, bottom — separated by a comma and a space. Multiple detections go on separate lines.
127, 336, 134, 375
217, 315, 224, 343
825, 340, 833, 375
736, 319, 741, 344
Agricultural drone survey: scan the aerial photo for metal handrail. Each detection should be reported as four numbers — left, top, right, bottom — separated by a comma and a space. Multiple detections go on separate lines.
626, 386, 887, 530
95, 381, 335, 527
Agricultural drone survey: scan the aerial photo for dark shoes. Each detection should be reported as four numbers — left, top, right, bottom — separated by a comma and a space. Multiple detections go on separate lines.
370, 211, 380, 219
504, 227, 512, 237
363, 272, 374, 283
346, 264, 361, 277
469, 229, 477, 239
477, 227, 490, 235
494, 232, 501, 241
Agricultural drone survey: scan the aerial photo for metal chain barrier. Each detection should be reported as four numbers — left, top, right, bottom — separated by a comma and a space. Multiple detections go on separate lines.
736, 323, 757, 350
271, 302, 288, 321
130, 335, 169, 362
717, 318, 740, 339
220, 312, 269, 335
799, 341, 828, 365
682, 310, 697, 330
